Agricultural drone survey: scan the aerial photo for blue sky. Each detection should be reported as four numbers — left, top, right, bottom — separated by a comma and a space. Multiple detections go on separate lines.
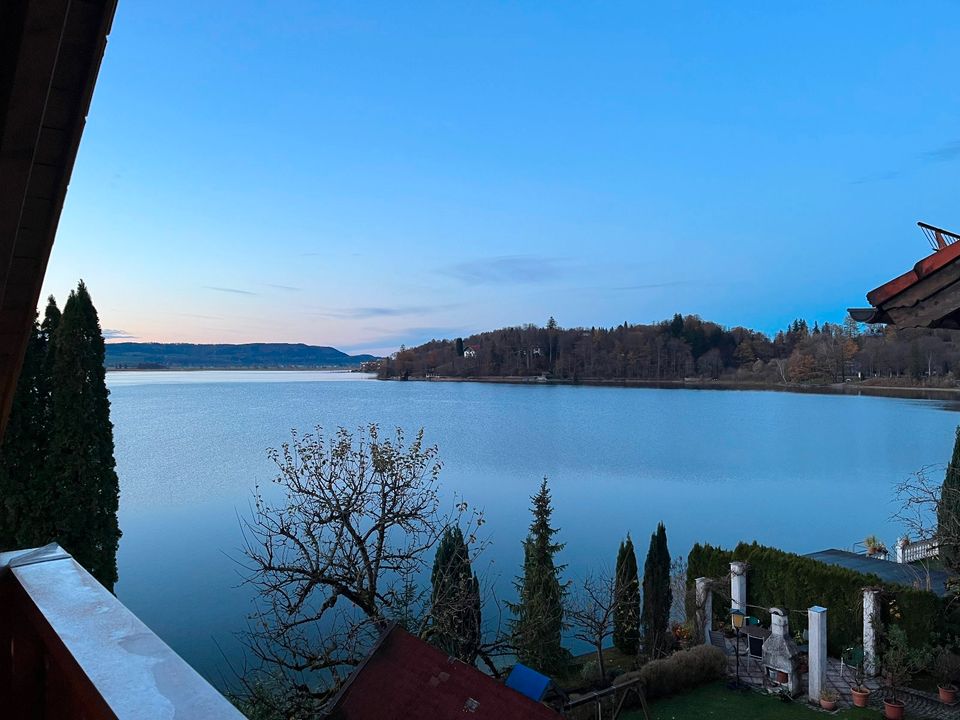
42, 1, 960, 355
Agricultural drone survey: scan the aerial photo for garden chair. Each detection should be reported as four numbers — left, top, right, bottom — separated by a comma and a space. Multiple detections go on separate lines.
839, 646, 864, 681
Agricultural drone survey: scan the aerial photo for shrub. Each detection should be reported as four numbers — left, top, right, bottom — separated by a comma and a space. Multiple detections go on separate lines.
580, 659, 601, 684
613, 645, 726, 704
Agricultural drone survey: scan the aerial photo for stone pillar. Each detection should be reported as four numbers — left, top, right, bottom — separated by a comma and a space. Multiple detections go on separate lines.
695, 577, 712, 644
807, 606, 827, 704
863, 589, 880, 676
730, 561, 746, 615
895, 536, 908, 564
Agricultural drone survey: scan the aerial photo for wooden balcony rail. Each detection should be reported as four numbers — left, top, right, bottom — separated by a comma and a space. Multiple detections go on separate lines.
0, 543, 246, 719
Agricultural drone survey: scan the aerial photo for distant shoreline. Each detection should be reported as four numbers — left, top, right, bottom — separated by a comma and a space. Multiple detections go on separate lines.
105, 366, 368, 373
383, 375, 960, 402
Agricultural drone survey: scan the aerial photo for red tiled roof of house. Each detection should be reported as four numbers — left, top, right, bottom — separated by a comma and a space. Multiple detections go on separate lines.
327, 625, 561, 720
866, 239, 960, 306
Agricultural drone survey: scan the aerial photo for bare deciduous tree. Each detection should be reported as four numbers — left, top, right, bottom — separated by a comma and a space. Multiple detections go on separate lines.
567, 570, 619, 682
240, 424, 463, 711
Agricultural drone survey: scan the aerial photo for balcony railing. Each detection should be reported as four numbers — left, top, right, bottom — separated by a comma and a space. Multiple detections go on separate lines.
0, 543, 245, 719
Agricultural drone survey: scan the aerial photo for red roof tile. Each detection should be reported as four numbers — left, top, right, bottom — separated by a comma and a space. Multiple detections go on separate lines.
866, 240, 960, 306
328, 625, 561, 720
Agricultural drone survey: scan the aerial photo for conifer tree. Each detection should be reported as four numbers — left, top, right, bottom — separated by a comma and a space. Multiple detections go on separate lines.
939, 426, 960, 571
613, 533, 640, 654
641, 522, 672, 658
430, 526, 481, 662
47, 281, 121, 590
509, 478, 569, 675
0, 319, 46, 549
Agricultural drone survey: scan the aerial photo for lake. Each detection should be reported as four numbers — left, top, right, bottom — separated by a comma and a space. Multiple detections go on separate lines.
107, 370, 960, 686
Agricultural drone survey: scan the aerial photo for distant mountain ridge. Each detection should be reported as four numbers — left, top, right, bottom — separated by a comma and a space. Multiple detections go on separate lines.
105, 342, 378, 369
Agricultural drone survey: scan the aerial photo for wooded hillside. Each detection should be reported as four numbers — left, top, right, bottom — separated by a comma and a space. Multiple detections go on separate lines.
379, 315, 960, 386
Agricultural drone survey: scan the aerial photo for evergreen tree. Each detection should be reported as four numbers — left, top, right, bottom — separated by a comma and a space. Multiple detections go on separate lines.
939, 426, 960, 572
0, 297, 61, 550
641, 522, 672, 658
0, 318, 46, 549
430, 525, 481, 663
455, 337, 464, 357
509, 478, 569, 675
47, 281, 121, 590
613, 533, 640, 654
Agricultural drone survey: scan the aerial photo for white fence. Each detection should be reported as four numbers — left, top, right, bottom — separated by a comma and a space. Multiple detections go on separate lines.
895, 537, 939, 564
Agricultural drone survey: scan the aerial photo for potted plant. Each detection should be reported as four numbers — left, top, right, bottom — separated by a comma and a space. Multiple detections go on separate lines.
819, 688, 839, 711
864, 534, 888, 558
933, 646, 960, 704
880, 626, 930, 720
849, 649, 871, 708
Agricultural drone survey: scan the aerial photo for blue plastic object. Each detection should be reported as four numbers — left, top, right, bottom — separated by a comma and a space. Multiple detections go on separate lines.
505, 663, 552, 702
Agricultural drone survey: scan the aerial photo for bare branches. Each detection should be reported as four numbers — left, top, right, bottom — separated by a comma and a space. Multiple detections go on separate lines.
240, 424, 450, 706
568, 570, 619, 681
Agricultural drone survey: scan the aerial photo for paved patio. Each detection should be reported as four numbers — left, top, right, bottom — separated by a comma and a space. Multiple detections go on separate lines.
710, 631, 956, 719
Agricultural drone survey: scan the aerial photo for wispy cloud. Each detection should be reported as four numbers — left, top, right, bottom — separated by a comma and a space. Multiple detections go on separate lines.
102, 328, 136, 340
442, 255, 569, 285
265, 283, 302, 292
611, 280, 701, 291
850, 169, 903, 185
920, 140, 960, 163
312, 304, 459, 320
341, 326, 464, 354
204, 286, 258, 296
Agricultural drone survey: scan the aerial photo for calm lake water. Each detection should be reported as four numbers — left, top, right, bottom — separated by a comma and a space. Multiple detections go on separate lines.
107, 371, 960, 685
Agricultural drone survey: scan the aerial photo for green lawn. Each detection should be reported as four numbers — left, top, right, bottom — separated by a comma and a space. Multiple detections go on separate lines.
625, 682, 879, 720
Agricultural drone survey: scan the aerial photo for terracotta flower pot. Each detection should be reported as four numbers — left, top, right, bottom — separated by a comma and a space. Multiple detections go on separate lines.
819, 698, 837, 711
883, 698, 905, 720
850, 686, 870, 708
939, 684, 957, 704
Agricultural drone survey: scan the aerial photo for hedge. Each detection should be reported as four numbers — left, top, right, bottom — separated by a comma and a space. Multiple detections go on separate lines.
611, 645, 727, 706
686, 541, 949, 655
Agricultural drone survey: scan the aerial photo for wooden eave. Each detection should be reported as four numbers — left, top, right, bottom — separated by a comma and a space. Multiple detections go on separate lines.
0, 0, 117, 439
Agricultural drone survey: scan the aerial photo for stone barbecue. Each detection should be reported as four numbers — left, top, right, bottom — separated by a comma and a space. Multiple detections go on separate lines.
761, 607, 801, 696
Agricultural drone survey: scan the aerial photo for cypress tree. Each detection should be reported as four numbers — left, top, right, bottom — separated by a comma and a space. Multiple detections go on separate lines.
509, 478, 569, 675
939, 426, 960, 572
641, 522, 672, 658
613, 533, 640, 655
0, 297, 61, 550
430, 526, 481, 662
0, 318, 46, 549
47, 281, 121, 590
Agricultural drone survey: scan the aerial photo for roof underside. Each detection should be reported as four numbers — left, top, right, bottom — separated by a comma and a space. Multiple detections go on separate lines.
0, 0, 116, 439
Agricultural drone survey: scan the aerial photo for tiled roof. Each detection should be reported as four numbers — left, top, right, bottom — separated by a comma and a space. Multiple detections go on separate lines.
327, 624, 561, 720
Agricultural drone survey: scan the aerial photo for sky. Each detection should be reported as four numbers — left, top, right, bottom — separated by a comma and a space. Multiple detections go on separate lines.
41, 1, 960, 355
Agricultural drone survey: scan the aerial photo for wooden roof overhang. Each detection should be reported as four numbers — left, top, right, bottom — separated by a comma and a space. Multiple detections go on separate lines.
848, 228, 960, 329
0, 0, 117, 439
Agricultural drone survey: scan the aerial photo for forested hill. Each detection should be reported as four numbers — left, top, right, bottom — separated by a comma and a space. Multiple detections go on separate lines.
380, 315, 960, 386
105, 343, 378, 369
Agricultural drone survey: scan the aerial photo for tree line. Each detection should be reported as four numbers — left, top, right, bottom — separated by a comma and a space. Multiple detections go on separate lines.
239, 426, 680, 717
0, 281, 121, 590
379, 313, 960, 386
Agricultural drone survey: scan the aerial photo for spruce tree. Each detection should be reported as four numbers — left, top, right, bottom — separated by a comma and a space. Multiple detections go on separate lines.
939, 426, 960, 572
47, 281, 121, 590
509, 478, 569, 675
613, 533, 640, 655
640, 522, 672, 658
430, 526, 481, 662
